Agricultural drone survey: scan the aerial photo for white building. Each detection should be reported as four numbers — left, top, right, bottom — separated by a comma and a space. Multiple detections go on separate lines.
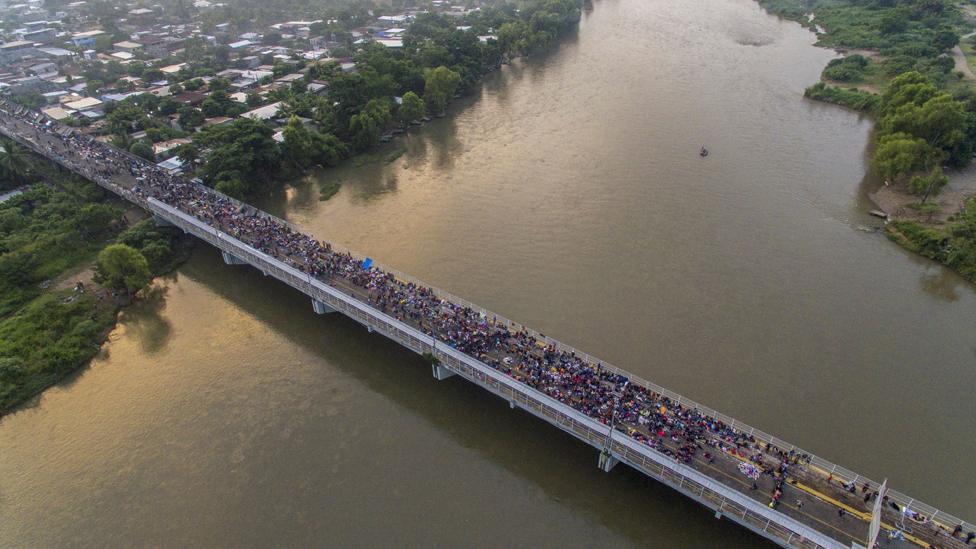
241, 101, 282, 121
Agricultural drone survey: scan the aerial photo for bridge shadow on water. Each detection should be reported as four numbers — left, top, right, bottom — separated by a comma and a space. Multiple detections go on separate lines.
168, 247, 772, 547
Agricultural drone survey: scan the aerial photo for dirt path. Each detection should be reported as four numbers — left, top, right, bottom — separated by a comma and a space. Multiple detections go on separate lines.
52, 264, 96, 292
823, 78, 881, 94
871, 185, 968, 223
870, 165, 976, 222
951, 45, 975, 80
832, 47, 882, 60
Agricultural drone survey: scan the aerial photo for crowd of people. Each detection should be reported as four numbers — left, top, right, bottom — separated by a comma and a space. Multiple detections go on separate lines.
2, 99, 972, 548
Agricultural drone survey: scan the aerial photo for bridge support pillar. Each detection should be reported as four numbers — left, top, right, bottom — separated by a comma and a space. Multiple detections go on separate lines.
598, 450, 619, 473
431, 363, 456, 381
509, 400, 516, 409
311, 299, 336, 314
152, 214, 173, 227
221, 250, 247, 266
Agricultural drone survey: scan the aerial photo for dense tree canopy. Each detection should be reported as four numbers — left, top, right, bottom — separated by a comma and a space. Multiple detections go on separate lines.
423, 66, 461, 115
872, 72, 974, 184
348, 99, 392, 150
398, 91, 426, 124
129, 140, 155, 162
96, 243, 151, 293
281, 116, 349, 169
195, 118, 282, 198
0, 140, 31, 191
874, 132, 933, 181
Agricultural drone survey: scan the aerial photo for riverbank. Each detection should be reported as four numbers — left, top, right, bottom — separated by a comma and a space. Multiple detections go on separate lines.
759, 0, 976, 284
0, 175, 192, 414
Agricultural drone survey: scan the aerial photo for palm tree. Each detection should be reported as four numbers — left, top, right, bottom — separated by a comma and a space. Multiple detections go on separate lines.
0, 138, 31, 190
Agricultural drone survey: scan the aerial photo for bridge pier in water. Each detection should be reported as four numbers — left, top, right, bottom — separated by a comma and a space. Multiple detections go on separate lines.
221, 250, 247, 266
431, 363, 456, 381
311, 299, 336, 315
598, 449, 619, 472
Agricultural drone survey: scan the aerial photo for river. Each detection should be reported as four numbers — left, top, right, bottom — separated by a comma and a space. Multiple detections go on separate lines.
2, 0, 974, 546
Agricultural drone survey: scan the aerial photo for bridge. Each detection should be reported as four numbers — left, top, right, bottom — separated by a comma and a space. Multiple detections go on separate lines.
1, 102, 972, 549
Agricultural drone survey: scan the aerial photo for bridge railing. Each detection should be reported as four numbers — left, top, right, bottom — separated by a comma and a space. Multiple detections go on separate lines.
2, 113, 972, 542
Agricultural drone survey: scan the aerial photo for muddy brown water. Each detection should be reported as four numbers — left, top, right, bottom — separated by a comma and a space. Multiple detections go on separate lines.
2, 0, 974, 546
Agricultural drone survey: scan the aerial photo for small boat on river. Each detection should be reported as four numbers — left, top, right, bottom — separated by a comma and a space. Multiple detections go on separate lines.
700, 146, 709, 157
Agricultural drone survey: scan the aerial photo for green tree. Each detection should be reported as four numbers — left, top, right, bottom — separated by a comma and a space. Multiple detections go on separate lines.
908, 167, 949, 201
176, 143, 199, 166
127, 61, 146, 77
107, 102, 149, 136
246, 93, 263, 108
423, 66, 461, 115
178, 106, 205, 129
879, 72, 939, 117
195, 118, 281, 197
158, 96, 181, 115
201, 97, 225, 117
0, 249, 39, 288
96, 243, 151, 293
498, 20, 530, 54
348, 111, 380, 150
0, 139, 31, 190
347, 99, 391, 151
311, 132, 349, 167
134, 93, 159, 114
328, 69, 397, 120
873, 132, 933, 181
209, 77, 231, 92
213, 173, 248, 198
398, 91, 425, 124
72, 203, 118, 240
880, 93, 967, 154
11, 91, 45, 110
879, 10, 908, 35
933, 27, 959, 51
183, 78, 204, 91
139, 241, 172, 271
142, 68, 165, 82
823, 55, 868, 82
0, 357, 26, 384
129, 140, 155, 161
0, 208, 27, 233
282, 116, 315, 168
877, 72, 971, 166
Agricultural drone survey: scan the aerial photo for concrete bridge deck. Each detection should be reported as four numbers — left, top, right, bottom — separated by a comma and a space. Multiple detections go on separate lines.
1, 104, 972, 549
